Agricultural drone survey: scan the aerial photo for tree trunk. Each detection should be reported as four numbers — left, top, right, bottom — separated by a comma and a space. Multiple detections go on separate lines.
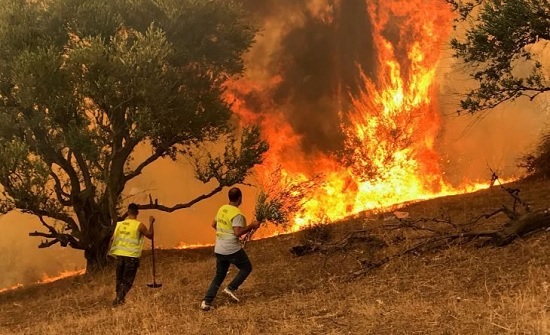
75, 199, 116, 274
84, 233, 112, 273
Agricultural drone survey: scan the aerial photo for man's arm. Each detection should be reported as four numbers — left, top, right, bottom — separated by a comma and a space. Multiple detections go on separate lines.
233, 216, 261, 238
139, 216, 155, 240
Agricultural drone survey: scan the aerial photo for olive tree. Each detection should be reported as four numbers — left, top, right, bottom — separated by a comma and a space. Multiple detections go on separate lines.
447, 0, 550, 177
446, 0, 550, 113
0, 0, 268, 272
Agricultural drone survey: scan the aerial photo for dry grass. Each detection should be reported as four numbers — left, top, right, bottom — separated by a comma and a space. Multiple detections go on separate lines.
0, 179, 549, 334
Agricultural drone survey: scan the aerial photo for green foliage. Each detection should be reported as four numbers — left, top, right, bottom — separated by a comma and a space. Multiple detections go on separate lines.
0, 0, 263, 267
192, 126, 269, 187
253, 168, 316, 227
255, 191, 285, 224
447, 0, 550, 113
0, 138, 50, 213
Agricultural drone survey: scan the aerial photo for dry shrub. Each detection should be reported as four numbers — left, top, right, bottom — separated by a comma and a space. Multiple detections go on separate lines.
241, 169, 316, 246
521, 130, 550, 178
298, 222, 332, 246
253, 168, 317, 227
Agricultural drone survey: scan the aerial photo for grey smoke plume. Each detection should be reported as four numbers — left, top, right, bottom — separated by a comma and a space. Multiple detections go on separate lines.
238, 0, 376, 154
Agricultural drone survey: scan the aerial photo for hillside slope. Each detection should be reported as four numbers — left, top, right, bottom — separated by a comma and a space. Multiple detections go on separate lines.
0, 179, 549, 335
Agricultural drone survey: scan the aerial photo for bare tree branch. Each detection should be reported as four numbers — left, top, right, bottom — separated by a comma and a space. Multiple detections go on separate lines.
124, 148, 166, 182
73, 150, 93, 191
38, 239, 60, 248
137, 185, 224, 213
49, 170, 71, 206
30, 215, 80, 248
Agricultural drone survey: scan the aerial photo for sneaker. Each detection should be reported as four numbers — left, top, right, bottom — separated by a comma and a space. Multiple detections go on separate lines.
200, 300, 212, 311
223, 288, 240, 302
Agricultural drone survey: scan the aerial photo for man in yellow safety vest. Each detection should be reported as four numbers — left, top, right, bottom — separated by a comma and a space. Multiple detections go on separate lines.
200, 187, 261, 311
109, 203, 155, 307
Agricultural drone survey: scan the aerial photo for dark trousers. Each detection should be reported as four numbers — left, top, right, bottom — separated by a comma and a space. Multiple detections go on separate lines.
204, 249, 252, 304
114, 256, 140, 304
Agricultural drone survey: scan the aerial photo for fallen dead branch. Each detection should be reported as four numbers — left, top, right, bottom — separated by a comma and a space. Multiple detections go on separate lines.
290, 229, 387, 256
352, 206, 550, 277
288, 175, 550, 278
349, 174, 550, 276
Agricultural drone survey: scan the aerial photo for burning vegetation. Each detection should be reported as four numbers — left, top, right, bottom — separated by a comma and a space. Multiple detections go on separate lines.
228, 0, 497, 232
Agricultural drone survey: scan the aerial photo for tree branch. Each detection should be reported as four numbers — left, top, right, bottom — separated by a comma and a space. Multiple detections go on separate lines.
124, 147, 166, 182
28, 215, 84, 249
33, 209, 80, 235
38, 239, 60, 248
49, 171, 72, 206
353, 230, 502, 276
137, 184, 224, 213
27, 231, 61, 248
73, 150, 93, 191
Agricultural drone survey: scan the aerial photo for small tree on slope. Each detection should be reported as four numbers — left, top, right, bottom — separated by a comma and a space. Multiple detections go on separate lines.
446, 0, 550, 177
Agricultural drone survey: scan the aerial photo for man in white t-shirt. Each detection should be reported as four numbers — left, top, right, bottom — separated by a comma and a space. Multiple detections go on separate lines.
200, 187, 260, 311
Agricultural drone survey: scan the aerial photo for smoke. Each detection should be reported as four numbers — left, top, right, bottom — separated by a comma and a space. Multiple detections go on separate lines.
236, 0, 376, 154
0, 212, 84, 288
436, 38, 550, 184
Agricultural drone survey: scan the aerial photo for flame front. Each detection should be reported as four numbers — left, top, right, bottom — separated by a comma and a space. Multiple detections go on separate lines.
38, 269, 85, 284
226, 0, 493, 230
0, 269, 84, 293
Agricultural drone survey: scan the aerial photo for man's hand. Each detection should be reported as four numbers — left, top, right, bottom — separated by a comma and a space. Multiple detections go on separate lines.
234, 219, 261, 238
139, 216, 155, 240
250, 220, 261, 230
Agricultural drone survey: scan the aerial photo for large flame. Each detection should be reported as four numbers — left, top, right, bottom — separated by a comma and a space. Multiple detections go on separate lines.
225, 0, 495, 230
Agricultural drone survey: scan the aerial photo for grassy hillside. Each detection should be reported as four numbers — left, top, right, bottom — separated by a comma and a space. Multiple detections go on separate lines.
0, 179, 549, 335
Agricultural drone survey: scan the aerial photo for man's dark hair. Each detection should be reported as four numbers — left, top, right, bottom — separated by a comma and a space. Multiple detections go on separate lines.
228, 187, 242, 202
128, 203, 139, 216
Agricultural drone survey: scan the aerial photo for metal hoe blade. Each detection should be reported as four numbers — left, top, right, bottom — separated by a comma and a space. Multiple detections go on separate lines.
147, 282, 162, 288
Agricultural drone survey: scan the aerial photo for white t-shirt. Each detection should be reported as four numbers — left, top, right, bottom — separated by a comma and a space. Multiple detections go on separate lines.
214, 214, 245, 255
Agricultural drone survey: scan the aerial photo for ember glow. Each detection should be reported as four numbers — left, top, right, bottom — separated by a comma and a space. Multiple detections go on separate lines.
227, 0, 495, 230
37, 269, 85, 284
0, 269, 84, 293
0, 283, 23, 293
175, 242, 213, 250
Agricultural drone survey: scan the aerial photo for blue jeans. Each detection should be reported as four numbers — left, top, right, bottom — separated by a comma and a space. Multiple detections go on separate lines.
204, 249, 252, 304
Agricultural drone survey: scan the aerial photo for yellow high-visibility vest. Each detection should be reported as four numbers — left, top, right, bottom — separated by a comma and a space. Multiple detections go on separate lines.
109, 219, 144, 258
215, 205, 243, 239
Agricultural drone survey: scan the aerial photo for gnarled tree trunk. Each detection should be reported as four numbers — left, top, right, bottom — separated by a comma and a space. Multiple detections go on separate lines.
84, 234, 113, 273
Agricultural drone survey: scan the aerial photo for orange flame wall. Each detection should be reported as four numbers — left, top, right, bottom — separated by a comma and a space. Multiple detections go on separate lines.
228, 0, 459, 228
